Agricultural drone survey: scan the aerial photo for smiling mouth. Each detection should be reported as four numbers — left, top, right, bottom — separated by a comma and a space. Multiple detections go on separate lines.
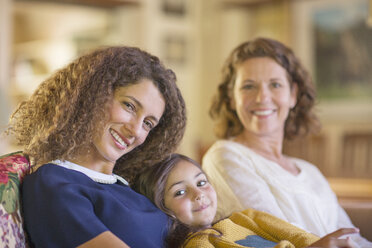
252, 109, 275, 116
193, 204, 209, 212
109, 128, 128, 149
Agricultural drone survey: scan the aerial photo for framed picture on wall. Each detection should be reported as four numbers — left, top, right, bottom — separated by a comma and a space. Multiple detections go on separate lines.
292, 0, 372, 100
162, 0, 186, 16
162, 34, 187, 65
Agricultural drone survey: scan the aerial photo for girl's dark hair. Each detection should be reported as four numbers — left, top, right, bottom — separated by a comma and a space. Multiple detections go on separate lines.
134, 153, 224, 247
210, 37, 320, 140
6, 46, 186, 183
133, 153, 199, 247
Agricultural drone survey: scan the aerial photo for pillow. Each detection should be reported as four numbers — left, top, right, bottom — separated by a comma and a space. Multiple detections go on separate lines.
0, 151, 30, 248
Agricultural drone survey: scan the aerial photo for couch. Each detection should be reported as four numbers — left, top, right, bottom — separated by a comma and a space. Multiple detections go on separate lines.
0, 151, 30, 247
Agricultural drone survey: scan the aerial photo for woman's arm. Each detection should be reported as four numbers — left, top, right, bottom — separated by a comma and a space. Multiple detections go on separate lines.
78, 231, 130, 248
336, 205, 372, 247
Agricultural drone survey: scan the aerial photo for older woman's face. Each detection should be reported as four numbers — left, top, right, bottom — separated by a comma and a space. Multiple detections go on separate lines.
231, 57, 297, 137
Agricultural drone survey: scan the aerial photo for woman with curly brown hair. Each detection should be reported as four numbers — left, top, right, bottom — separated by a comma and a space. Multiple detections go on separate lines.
202, 37, 371, 247
6, 46, 186, 247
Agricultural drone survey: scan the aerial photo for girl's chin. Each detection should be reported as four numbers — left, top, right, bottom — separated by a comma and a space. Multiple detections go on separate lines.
193, 223, 213, 230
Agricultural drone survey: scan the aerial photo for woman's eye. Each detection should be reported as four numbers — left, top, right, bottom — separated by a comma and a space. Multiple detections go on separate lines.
143, 120, 154, 131
241, 84, 254, 90
175, 190, 185, 197
123, 102, 135, 111
197, 180, 207, 187
271, 82, 282, 88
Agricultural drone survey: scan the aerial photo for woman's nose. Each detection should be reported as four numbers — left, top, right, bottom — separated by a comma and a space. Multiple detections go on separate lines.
255, 85, 270, 102
127, 117, 142, 138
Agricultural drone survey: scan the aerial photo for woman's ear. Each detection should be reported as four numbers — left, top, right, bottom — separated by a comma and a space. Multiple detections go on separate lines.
228, 87, 236, 110
290, 83, 299, 109
230, 97, 236, 110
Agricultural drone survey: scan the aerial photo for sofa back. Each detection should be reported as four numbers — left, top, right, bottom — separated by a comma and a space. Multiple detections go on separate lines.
0, 151, 30, 247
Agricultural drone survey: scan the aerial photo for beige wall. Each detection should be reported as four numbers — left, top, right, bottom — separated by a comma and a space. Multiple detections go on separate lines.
1, 0, 372, 166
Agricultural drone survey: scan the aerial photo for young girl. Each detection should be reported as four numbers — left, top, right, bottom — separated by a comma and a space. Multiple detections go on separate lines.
134, 154, 359, 248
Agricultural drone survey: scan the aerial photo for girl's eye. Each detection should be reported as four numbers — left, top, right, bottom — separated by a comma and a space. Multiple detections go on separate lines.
197, 180, 207, 187
174, 190, 185, 197
143, 120, 154, 131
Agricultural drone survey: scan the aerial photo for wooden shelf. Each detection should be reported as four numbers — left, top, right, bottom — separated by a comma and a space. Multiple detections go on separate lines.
15, 0, 140, 8
328, 177, 372, 199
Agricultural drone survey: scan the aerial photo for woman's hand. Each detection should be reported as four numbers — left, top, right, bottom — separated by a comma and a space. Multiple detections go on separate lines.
308, 228, 359, 248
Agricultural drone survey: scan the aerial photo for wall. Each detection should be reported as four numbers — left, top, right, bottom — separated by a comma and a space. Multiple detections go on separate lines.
1, 0, 372, 176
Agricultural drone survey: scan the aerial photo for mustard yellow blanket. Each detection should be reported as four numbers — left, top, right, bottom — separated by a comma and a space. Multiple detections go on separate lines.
184, 208, 319, 248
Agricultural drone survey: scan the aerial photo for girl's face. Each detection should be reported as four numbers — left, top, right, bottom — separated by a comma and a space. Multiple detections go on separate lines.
92, 79, 165, 165
231, 57, 297, 138
164, 160, 217, 228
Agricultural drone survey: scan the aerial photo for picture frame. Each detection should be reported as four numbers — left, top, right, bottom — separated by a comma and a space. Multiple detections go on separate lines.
162, 0, 186, 16
162, 34, 187, 65
292, 0, 372, 100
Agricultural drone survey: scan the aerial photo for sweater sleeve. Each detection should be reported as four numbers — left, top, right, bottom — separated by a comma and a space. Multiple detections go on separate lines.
202, 142, 288, 221
230, 209, 319, 248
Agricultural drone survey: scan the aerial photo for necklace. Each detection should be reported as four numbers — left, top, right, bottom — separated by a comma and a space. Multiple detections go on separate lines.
51, 159, 129, 185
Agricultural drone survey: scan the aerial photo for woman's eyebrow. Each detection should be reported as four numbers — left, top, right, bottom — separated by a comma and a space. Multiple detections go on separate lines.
126, 95, 142, 107
242, 79, 255, 83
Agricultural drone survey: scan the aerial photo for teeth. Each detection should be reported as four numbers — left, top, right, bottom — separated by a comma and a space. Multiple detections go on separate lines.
253, 110, 274, 116
109, 129, 127, 148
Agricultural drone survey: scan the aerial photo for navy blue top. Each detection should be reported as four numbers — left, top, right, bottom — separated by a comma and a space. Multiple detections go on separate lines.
22, 163, 168, 248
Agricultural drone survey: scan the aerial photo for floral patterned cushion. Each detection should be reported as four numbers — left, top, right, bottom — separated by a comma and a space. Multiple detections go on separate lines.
0, 151, 30, 248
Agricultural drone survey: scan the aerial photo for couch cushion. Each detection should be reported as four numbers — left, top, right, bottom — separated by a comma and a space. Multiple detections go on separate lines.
0, 151, 30, 248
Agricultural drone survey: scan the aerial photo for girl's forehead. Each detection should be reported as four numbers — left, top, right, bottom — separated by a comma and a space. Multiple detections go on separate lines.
167, 160, 203, 182
174, 160, 201, 173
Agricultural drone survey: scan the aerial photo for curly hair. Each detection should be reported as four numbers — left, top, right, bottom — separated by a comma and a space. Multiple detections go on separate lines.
210, 37, 320, 140
6, 46, 186, 183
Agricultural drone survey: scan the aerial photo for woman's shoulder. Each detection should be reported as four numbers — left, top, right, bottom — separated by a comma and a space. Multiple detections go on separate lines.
24, 163, 91, 188
203, 140, 257, 161
202, 140, 258, 171
204, 139, 253, 157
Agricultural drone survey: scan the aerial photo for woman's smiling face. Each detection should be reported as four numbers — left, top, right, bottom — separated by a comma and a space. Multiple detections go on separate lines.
164, 160, 217, 228
92, 78, 165, 164
231, 57, 297, 137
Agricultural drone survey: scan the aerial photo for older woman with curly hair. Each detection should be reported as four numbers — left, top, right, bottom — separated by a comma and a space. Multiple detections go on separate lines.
202, 37, 371, 247
6, 46, 186, 247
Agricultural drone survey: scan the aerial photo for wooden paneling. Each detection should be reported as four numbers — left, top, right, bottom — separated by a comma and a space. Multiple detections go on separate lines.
283, 131, 372, 179
342, 133, 372, 178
